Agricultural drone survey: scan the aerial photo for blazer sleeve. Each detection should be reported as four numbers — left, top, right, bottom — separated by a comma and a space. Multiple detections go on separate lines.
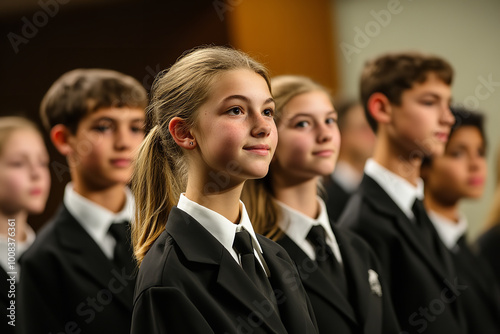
131, 287, 215, 334
18, 250, 66, 334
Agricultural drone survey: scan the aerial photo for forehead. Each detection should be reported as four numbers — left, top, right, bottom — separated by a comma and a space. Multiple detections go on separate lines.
405, 72, 451, 98
1, 129, 45, 156
206, 69, 271, 102
284, 91, 334, 114
83, 107, 146, 122
448, 126, 484, 146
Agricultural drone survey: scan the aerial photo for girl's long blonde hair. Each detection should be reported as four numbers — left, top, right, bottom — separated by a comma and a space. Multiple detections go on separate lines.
132, 46, 270, 265
241, 75, 333, 240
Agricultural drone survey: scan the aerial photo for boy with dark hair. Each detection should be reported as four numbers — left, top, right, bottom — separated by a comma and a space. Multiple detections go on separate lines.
19, 69, 147, 334
338, 52, 468, 333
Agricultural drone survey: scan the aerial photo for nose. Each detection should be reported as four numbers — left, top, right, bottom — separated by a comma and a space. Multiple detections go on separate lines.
441, 104, 455, 126
317, 123, 333, 143
251, 113, 272, 138
114, 125, 132, 150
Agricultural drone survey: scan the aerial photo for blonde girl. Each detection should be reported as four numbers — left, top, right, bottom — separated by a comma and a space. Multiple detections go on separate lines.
130, 47, 317, 334
0, 116, 50, 334
242, 75, 400, 334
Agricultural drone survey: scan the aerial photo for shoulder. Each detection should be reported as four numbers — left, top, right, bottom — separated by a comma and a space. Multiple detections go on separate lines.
477, 225, 500, 251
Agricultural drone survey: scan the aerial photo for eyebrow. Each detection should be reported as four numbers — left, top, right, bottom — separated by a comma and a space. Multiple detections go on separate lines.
92, 116, 145, 123
222, 95, 274, 105
289, 110, 337, 120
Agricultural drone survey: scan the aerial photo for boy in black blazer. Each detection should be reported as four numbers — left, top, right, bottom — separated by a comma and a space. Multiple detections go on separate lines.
18, 69, 147, 334
338, 52, 468, 334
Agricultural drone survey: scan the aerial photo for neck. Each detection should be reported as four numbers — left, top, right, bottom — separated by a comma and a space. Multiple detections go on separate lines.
372, 133, 421, 186
424, 191, 460, 223
184, 177, 243, 224
337, 152, 365, 175
72, 180, 127, 213
272, 174, 319, 219
0, 210, 28, 242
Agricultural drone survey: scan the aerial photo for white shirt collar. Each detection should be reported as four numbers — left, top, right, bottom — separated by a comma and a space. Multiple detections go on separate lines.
428, 210, 468, 250
63, 182, 134, 258
364, 158, 424, 220
277, 197, 343, 264
177, 194, 268, 274
0, 224, 35, 280
332, 160, 363, 193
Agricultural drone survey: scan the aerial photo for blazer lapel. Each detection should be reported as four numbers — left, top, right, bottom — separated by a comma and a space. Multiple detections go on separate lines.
55, 205, 133, 310
362, 176, 454, 282
332, 224, 381, 332
166, 208, 286, 334
277, 235, 358, 325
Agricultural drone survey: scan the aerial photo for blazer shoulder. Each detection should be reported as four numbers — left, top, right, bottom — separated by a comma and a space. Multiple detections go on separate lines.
135, 230, 176, 298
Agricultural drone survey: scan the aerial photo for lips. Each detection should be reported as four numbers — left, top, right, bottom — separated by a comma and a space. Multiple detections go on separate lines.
434, 132, 449, 142
313, 150, 334, 157
110, 159, 131, 167
468, 177, 484, 186
30, 188, 42, 196
243, 144, 270, 156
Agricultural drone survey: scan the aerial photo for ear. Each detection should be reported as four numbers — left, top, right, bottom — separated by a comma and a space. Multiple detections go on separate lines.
50, 124, 74, 156
169, 117, 196, 150
367, 92, 392, 125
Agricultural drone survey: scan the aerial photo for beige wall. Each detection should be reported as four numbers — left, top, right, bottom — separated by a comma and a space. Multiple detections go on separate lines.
332, 0, 500, 240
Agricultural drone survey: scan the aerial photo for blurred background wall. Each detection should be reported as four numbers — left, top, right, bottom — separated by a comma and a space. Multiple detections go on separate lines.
1, 0, 498, 239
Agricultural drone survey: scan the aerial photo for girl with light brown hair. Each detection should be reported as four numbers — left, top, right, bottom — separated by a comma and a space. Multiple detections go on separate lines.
130, 47, 317, 334
242, 75, 400, 334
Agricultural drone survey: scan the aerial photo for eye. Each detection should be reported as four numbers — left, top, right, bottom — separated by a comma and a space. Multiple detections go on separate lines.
227, 107, 243, 116
449, 150, 464, 158
93, 122, 114, 133
131, 125, 145, 134
7, 160, 24, 168
326, 117, 337, 125
421, 100, 436, 106
263, 108, 274, 117
295, 120, 310, 128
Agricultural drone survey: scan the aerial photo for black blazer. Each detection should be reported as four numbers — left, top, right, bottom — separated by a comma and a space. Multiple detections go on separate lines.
131, 207, 318, 334
476, 224, 500, 285
277, 223, 400, 334
323, 176, 352, 223
338, 175, 467, 334
451, 238, 500, 333
1, 268, 15, 334
18, 205, 135, 334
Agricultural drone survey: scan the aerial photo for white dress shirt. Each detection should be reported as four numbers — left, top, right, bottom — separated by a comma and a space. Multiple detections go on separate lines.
64, 182, 134, 260
277, 197, 343, 265
364, 158, 424, 221
0, 224, 35, 280
177, 194, 269, 275
428, 210, 468, 250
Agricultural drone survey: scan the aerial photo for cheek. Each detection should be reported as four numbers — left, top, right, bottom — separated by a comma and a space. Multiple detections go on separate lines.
0, 170, 28, 197
275, 132, 310, 165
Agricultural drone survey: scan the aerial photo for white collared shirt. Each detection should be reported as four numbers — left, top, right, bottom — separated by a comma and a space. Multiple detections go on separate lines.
332, 160, 363, 193
364, 158, 424, 221
64, 182, 134, 260
277, 197, 343, 265
0, 224, 35, 281
177, 194, 269, 275
428, 210, 468, 250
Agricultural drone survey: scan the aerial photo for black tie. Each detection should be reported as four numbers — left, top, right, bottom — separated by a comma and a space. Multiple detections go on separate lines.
233, 229, 277, 306
108, 222, 136, 274
411, 199, 446, 262
307, 225, 347, 295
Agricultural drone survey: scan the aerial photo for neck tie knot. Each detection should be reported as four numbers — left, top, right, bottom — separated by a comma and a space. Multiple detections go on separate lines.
233, 229, 254, 255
